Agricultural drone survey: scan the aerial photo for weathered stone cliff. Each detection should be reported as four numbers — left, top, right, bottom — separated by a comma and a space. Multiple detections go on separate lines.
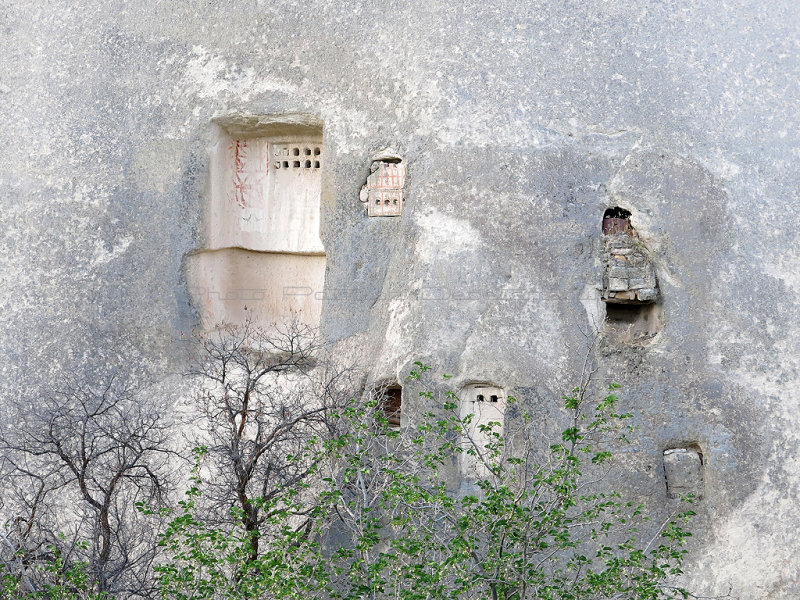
1, 1, 798, 596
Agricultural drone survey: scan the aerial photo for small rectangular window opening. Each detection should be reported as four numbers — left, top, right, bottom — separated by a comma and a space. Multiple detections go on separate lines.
382, 386, 402, 429
605, 303, 648, 324
604, 302, 662, 343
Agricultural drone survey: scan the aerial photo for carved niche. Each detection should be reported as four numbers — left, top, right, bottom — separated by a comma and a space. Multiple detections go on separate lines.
359, 149, 406, 217
663, 446, 704, 500
458, 383, 506, 479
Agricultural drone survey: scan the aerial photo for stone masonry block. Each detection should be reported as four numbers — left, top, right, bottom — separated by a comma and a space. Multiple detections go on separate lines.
624, 266, 648, 278
602, 232, 658, 305
608, 266, 630, 278
607, 237, 632, 249
608, 277, 629, 291
610, 290, 636, 301
628, 253, 646, 267
636, 288, 658, 302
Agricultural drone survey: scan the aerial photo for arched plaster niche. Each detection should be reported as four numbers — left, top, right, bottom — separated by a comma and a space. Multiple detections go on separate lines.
187, 114, 326, 330
459, 383, 507, 479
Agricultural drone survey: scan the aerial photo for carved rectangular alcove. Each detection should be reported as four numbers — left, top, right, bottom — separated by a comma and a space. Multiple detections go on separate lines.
459, 384, 506, 479
367, 382, 402, 431
600, 209, 663, 343
187, 114, 326, 331
601, 208, 658, 305
604, 302, 663, 344
382, 385, 402, 430
207, 115, 324, 253
663, 446, 704, 500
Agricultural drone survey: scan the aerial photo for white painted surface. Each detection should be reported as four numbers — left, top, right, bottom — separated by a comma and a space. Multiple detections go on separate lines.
207, 135, 324, 253
459, 383, 506, 479
187, 249, 326, 331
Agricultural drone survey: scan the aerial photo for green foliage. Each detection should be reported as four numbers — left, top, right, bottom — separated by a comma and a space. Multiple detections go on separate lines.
155, 365, 695, 600
153, 446, 330, 600
1, 545, 109, 600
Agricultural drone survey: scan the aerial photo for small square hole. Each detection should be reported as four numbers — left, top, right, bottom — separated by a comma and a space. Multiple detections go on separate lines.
293, 161, 300, 168
314, 147, 321, 155
293, 148, 300, 156
304, 147, 311, 155
305, 160, 311, 168
282, 161, 289, 168
314, 161, 320, 168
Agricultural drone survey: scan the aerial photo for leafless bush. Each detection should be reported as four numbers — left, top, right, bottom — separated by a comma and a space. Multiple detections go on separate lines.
184, 318, 361, 562
0, 357, 178, 599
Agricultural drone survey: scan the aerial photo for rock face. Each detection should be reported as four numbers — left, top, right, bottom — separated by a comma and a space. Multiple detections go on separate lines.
1, 0, 799, 597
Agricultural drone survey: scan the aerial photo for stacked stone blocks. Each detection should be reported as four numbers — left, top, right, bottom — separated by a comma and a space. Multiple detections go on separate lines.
602, 234, 658, 303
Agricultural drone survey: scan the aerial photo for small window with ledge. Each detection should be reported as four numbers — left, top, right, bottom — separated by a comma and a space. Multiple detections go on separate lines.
459, 383, 506, 478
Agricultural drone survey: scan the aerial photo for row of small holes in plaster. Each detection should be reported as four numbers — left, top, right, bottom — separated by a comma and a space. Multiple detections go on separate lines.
274, 146, 321, 170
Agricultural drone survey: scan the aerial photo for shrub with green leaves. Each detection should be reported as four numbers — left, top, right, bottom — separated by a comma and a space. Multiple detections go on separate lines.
155, 364, 695, 600
1, 544, 109, 600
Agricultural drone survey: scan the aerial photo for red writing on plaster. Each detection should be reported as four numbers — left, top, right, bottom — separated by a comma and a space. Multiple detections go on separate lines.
231, 139, 248, 209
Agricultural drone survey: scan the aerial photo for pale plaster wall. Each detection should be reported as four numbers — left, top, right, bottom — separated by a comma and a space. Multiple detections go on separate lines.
206, 133, 324, 253
186, 249, 325, 330
458, 383, 507, 480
